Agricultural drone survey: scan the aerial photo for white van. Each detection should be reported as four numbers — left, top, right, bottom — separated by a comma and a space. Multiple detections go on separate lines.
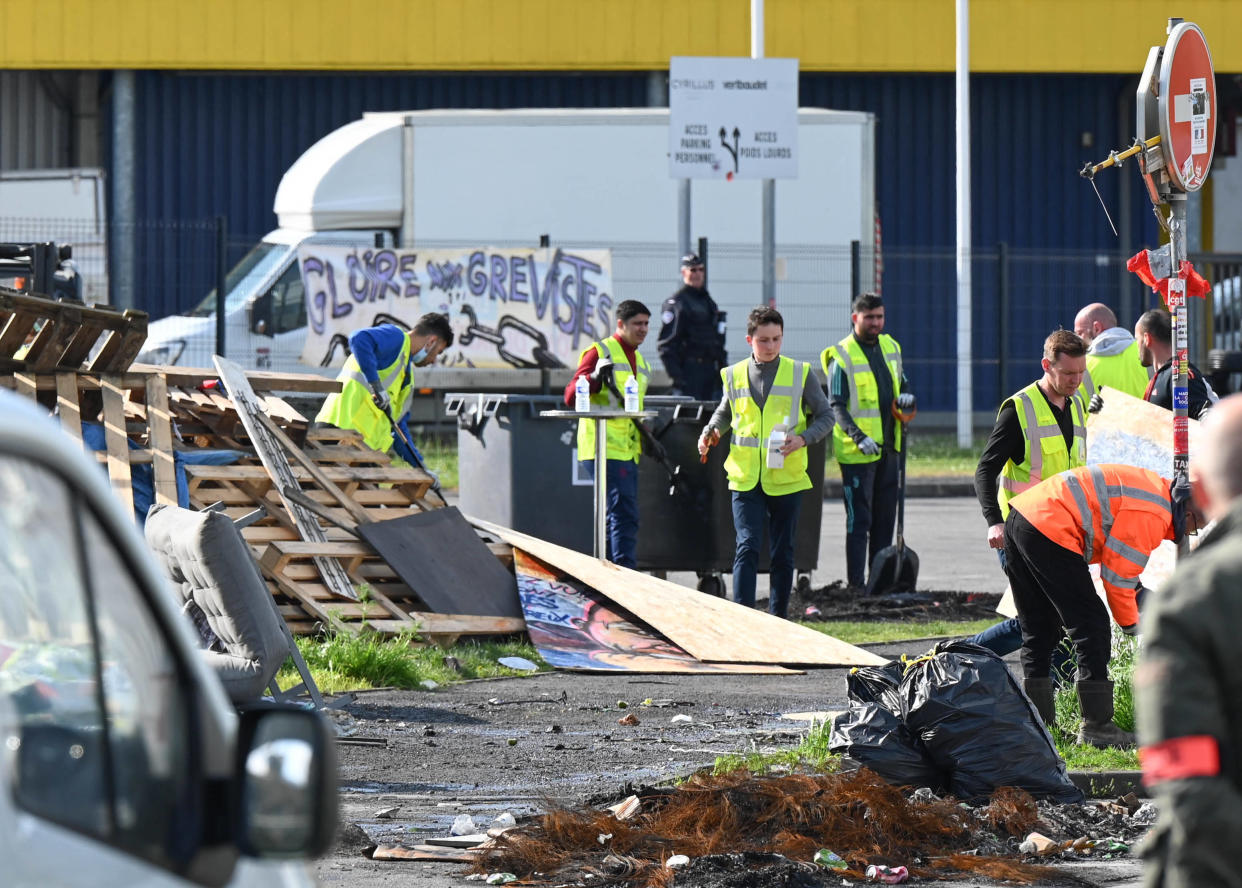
0, 389, 336, 886
138, 228, 391, 372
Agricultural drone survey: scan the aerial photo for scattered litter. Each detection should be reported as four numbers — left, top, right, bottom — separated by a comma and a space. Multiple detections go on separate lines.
670, 714, 693, 724
507, 738, 518, 746
597, 833, 613, 845
607, 795, 641, 821
420, 679, 439, 690
813, 849, 848, 870
499, 656, 538, 671
866, 863, 909, 883
451, 814, 479, 836
666, 854, 690, 868
374, 806, 400, 819
323, 708, 359, 737
1018, 831, 1057, 855
427, 834, 489, 848
804, 605, 821, 617
641, 698, 654, 706
485, 873, 517, 884
617, 700, 629, 709
465, 875, 487, 882
545, 725, 563, 733
443, 655, 463, 672
617, 713, 640, 726
490, 812, 517, 830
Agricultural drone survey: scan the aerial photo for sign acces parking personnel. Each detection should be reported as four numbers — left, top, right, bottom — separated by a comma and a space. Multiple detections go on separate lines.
1159, 21, 1215, 192
669, 56, 798, 180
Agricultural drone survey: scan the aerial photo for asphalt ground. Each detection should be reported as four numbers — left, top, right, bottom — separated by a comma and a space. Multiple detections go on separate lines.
316, 494, 1144, 887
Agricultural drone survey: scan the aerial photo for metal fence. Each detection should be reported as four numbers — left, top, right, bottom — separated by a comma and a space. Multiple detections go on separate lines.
5, 214, 1239, 413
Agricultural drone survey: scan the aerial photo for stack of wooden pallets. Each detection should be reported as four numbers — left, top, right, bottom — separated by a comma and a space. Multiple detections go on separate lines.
0, 305, 521, 644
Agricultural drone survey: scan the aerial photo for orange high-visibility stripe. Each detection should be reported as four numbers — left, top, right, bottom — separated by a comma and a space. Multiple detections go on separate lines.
1141, 735, 1222, 786
1009, 464, 1174, 628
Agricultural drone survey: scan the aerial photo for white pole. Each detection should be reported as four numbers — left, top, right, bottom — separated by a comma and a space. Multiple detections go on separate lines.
955, 0, 973, 448
752, 0, 776, 305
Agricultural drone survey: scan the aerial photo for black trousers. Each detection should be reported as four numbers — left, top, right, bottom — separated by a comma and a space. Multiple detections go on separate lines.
1004, 509, 1111, 681
840, 450, 899, 587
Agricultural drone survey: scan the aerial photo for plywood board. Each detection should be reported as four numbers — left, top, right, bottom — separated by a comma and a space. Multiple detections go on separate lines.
1086, 388, 1205, 592
471, 517, 886, 667
515, 550, 797, 674
358, 508, 523, 619
1086, 387, 1200, 477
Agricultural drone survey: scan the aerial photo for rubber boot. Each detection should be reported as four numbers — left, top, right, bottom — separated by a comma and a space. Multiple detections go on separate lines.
1022, 677, 1056, 727
1075, 680, 1136, 749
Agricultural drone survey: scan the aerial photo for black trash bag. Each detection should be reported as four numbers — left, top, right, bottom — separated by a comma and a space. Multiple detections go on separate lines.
845, 662, 905, 714
899, 640, 1083, 804
829, 702, 947, 791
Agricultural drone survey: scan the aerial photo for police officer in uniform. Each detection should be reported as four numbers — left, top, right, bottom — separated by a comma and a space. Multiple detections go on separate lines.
657, 253, 727, 400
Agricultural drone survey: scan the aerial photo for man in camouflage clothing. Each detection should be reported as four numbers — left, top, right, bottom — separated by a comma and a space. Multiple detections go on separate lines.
1136, 394, 1242, 887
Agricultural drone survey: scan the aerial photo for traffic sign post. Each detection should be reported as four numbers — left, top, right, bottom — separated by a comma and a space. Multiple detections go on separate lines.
668, 57, 799, 181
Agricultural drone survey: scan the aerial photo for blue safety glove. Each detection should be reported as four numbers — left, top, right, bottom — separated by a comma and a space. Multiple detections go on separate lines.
857, 436, 881, 456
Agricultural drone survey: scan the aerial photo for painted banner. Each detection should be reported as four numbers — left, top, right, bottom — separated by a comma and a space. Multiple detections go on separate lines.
298, 244, 614, 369
513, 550, 790, 674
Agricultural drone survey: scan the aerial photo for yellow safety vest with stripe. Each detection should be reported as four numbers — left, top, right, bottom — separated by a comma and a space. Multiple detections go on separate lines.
576, 338, 651, 463
314, 334, 413, 455
1080, 341, 1152, 400
821, 333, 903, 464
720, 356, 813, 496
997, 380, 1087, 519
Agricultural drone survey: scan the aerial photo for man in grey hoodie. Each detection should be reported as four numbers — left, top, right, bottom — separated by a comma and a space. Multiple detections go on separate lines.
1073, 303, 1151, 400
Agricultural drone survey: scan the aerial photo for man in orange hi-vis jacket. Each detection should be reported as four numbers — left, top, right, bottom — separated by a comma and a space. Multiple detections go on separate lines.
1004, 463, 1199, 749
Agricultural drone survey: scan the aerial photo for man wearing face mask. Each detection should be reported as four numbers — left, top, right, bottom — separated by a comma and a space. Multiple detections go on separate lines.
315, 312, 454, 468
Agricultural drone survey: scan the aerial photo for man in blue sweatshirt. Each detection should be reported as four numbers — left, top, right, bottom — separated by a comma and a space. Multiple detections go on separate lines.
315, 312, 454, 469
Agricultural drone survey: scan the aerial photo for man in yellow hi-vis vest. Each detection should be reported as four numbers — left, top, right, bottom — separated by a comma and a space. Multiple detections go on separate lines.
698, 306, 833, 618
821, 293, 914, 591
315, 312, 454, 468
563, 300, 652, 569
968, 328, 1087, 668
1073, 302, 1151, 400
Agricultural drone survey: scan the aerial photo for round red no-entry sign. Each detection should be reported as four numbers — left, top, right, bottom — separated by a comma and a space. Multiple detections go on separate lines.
1159, 21, 1216, 192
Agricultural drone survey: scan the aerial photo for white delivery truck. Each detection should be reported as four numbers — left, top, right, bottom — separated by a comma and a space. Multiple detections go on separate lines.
0, 168, 109, 303
139, 108, 876, 374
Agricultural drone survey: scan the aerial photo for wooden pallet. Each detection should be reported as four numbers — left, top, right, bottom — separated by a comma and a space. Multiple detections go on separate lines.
0, 288, 148, 374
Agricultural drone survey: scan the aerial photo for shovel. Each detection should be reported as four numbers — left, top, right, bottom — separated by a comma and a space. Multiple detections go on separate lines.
866, 402, 920, 596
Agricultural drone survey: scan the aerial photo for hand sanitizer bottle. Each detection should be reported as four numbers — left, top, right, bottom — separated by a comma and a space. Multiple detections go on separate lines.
624, 375, 640, 413
575, 375, 590, 412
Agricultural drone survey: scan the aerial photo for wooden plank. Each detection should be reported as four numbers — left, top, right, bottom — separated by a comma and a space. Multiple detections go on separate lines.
100, 374, 135, 517
57, 321, 105, 369
55, 372, 83, 442
129, 362, 344, 393
213, 356, 362, 604
372, 844, 478, 862
0, 311, 41, 357
182, 464, 433, 484
358, 509, 523, 619
469, 516, 887, 668
12, 372, 37, 400
144, 373, 179, 506
28, 312, 83, 371
254, 411, 373, 527
408, 612, 526, 635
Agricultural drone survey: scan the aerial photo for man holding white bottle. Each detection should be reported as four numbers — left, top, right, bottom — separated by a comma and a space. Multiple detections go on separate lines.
564, 300, 652, 569
698, 306, 833, 618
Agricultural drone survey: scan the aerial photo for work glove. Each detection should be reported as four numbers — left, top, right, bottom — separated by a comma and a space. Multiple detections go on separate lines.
857, 436, 881, 456
589, 357, 615, 385
896, 393, 916, 410
1119, 622, 1139, 637
370, 381, 390, 414
1135, 581, 1149, 614
1088, 392, 1104, 414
